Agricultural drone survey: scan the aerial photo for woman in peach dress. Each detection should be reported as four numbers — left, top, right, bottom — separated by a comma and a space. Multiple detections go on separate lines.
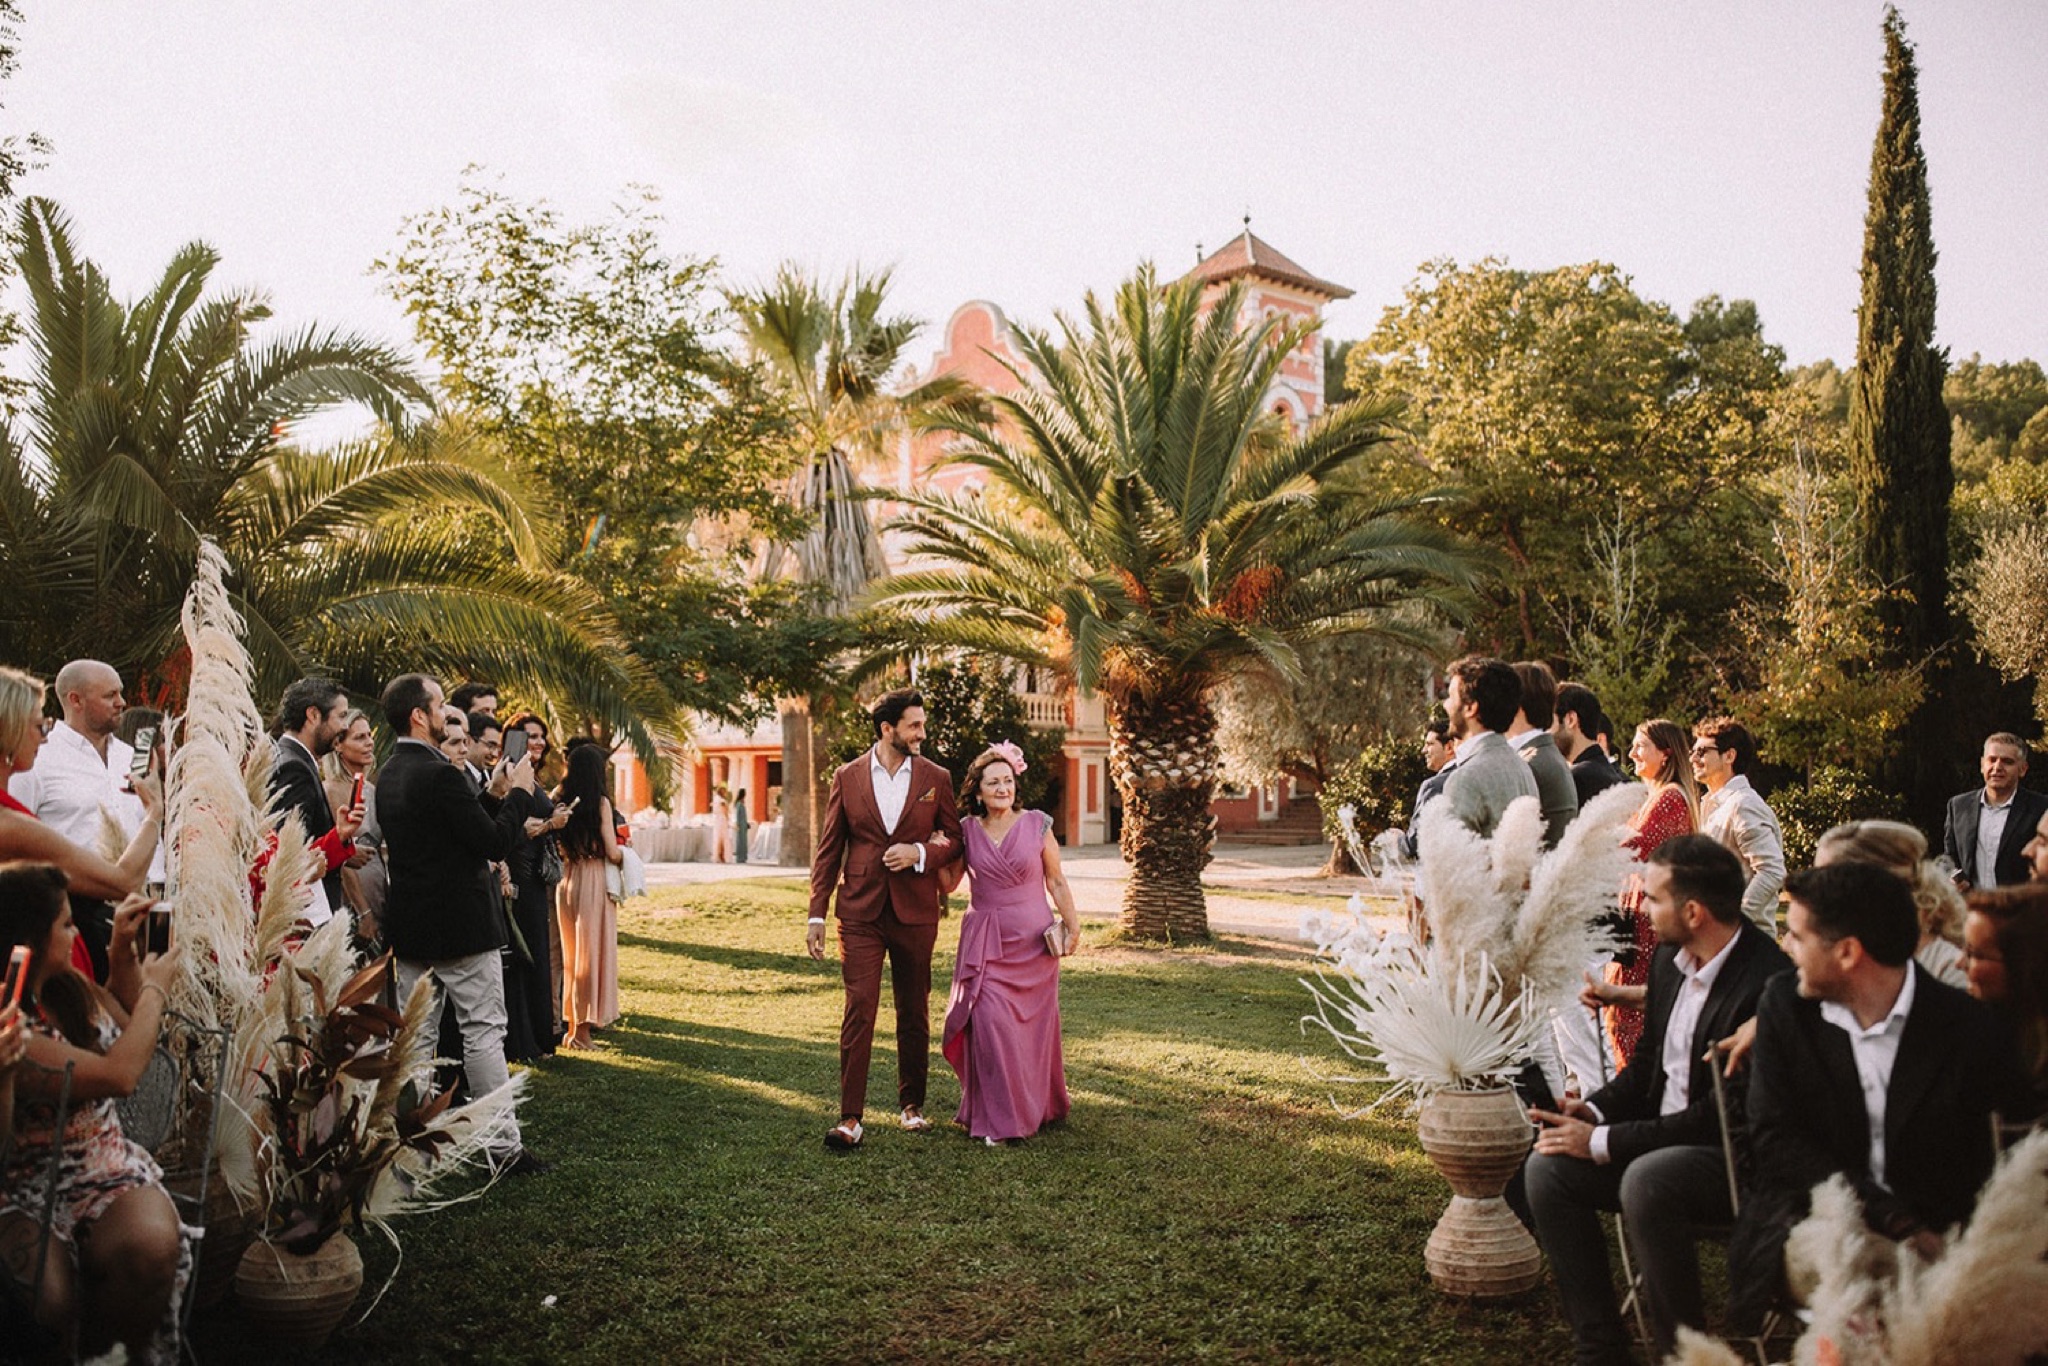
553, 744, 623, 1050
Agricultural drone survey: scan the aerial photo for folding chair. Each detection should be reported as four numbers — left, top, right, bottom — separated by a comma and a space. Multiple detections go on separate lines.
114, 1008, 235, 1339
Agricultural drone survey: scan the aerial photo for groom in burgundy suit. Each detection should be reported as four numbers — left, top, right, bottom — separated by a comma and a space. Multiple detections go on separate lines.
806, 689, 964, 1150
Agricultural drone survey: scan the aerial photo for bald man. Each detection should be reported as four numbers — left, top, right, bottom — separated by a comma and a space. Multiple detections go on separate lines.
6, 659, 140, 979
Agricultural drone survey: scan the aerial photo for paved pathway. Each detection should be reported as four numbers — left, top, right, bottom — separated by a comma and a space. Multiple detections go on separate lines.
641, 840, 1385, 942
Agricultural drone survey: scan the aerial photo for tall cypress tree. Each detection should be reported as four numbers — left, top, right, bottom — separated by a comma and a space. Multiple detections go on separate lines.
1850, 7, 1950, 660
1850, 7, 1954, 819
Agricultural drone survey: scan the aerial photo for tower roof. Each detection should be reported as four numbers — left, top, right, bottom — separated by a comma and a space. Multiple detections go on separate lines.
1184, 228, 1353, 301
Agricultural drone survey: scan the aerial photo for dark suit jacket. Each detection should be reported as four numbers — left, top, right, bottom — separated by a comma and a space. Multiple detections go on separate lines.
1729, 966, 2018, 1328
379, 738, 534, 962
269, 736, 345, 912
807, 752, 963, 925
1942, 785, 2048, 889
1569, 746, 1626, 807
1586, 921, 1791, 1168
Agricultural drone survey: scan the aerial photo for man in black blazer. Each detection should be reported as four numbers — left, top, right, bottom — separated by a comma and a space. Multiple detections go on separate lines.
1525, 835, 1792, 1365
268, 676, 363, 921
1729, 860, 2018, 1332
1942, 732, 2048, 891
1554, 683, 1625, 807
378, 672, 544, 1173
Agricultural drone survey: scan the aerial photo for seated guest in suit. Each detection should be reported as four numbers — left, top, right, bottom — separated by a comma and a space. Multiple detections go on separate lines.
1526, 835, 1792, 1365
1729, 861, 2018, 1333
1440, 655, 1537, 840
1964, 883, 2048, 1125
1942, 732, 2048, 892
1817, 820, 1970, 988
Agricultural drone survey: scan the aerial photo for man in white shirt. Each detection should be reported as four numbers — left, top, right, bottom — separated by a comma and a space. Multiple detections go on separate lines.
1525, 836, 1791, 1364
1731, 861, 2016, 1334
6, 659, 135, 977
1688, 717, 1786, 935
1942, 732, 2048, 891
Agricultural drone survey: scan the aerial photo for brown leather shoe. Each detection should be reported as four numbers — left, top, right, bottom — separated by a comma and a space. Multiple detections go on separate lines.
899, 1107, 933, 1133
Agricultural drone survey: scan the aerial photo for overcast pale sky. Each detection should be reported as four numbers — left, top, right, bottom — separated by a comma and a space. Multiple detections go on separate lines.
11, 2, 2046, 381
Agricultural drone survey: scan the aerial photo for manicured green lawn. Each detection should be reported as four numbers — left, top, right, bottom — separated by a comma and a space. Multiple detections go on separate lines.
192, 880, 1574, 1363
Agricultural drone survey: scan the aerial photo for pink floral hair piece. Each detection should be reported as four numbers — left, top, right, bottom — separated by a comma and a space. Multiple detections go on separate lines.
988, 739, 1027, 774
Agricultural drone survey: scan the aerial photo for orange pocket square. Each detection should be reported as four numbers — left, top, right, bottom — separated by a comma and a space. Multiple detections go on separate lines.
917, 789, 937, 804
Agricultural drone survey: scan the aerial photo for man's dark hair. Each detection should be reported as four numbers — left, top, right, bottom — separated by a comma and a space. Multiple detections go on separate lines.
1648, 834, 1747, 926
870, 688, 925, 737
1512, 660, 1558, 731
450, 681, 499, 714
380, 674, 437, 737
1694, 716, 1760, 778
1426, 715, 1452, 743
466, 711, 502, 742
1446, 656, 1521, 734
274, 677, 345, 738
1555, 682, 1602, 736
1785, 862, 1919, 967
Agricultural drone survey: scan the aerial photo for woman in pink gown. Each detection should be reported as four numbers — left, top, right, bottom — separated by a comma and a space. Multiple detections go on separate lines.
941, 744, 1082, 1144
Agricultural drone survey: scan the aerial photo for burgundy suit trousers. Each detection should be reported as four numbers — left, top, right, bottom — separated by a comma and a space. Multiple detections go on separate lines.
836, 904, 939, 1120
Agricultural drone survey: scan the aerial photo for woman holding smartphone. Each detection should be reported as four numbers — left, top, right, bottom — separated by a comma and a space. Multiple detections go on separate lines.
0, 862, 186, 1361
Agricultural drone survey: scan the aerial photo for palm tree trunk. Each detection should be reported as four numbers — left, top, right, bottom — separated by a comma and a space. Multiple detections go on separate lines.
1108, 686, 1219, 940
777, 698, 815, 868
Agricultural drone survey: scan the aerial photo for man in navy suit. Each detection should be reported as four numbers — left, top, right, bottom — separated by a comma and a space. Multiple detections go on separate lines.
1728, 860, 2017, 1332
1942, 732, 2048, 891
1526, 836, 1791, 1364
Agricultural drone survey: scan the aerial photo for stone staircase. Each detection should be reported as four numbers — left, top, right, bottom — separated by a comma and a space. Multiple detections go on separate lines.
1223, 795, 1327, 846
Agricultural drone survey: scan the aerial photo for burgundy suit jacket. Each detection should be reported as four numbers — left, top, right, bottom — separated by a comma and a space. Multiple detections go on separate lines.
807, 752, 963, 925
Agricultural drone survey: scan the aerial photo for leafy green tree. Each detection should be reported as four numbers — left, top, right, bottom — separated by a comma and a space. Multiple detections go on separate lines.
727, 264, 978, 864
0, 199, 666, 752
0, 0, 48, 420
878, 265, 1484, 940
377, 173, 812, 734
1961, 518, 2048, 728
1947, 356, 2048, 479
1345, 261, 1785, 683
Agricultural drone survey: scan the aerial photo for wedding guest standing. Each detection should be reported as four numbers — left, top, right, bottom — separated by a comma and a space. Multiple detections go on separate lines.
1602, 720, 1698, 1067
507, 713, 566, 1038
555, 744, 622, 1050
320, 709, 387, 936
733, 788, 751, 865
942, 743, 1080, 1145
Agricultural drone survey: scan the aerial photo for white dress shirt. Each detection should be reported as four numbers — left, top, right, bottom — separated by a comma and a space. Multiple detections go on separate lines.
867, 747, 926, 871
1976, 792, 2015, 888
1698, 776, 1787, 934
1588, 927, 1740, 1163
1818, 966, 1917, 1189
7, 721, 136, 851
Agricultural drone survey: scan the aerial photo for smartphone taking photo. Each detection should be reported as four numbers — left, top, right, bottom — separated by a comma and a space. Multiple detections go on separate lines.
3, 944, 30, 1011
145, 904, 173, 957
128, 727, 156, 781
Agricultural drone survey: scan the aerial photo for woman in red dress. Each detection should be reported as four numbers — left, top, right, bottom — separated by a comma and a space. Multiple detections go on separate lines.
1602, 718, 1699, 1068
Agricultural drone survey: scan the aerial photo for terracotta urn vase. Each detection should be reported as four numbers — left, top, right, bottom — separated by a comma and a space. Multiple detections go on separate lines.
234, 1233, 363, 1348
1415, 1085, 1542, 1297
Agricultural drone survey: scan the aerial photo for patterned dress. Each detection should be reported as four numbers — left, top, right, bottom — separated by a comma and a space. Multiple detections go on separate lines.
2, 1011, 193, 1362
1603, 785, 1694, 1068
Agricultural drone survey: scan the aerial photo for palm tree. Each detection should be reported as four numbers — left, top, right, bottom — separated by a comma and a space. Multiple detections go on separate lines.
728, 264, 979, 862
0, 198, 670, 759
876, 265, 1484, 940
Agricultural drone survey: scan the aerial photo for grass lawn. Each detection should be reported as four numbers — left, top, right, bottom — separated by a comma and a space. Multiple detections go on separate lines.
191, 880, 1576, 1364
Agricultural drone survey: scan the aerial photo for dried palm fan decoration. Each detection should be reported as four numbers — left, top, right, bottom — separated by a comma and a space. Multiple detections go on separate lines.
1670, 1128, 2048, 1366
1302, 785, 1641, 1107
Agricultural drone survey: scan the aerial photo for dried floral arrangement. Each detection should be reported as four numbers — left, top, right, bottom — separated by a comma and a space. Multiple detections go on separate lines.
1302, 785, 1641, 1107
1670, 1129, 2048, 1366
165, 541, 523, 1259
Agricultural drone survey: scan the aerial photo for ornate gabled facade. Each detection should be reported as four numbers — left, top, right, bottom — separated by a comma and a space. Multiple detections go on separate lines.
654, 230, 1351, 853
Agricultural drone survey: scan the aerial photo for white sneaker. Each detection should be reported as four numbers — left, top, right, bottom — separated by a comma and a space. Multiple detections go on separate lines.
899, 1107, 933, 1133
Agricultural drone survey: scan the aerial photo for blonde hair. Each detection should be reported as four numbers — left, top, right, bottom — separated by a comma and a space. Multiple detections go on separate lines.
317, 708, 373, 783
0, 666, 47, 757
1816, 819, 1967, 944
